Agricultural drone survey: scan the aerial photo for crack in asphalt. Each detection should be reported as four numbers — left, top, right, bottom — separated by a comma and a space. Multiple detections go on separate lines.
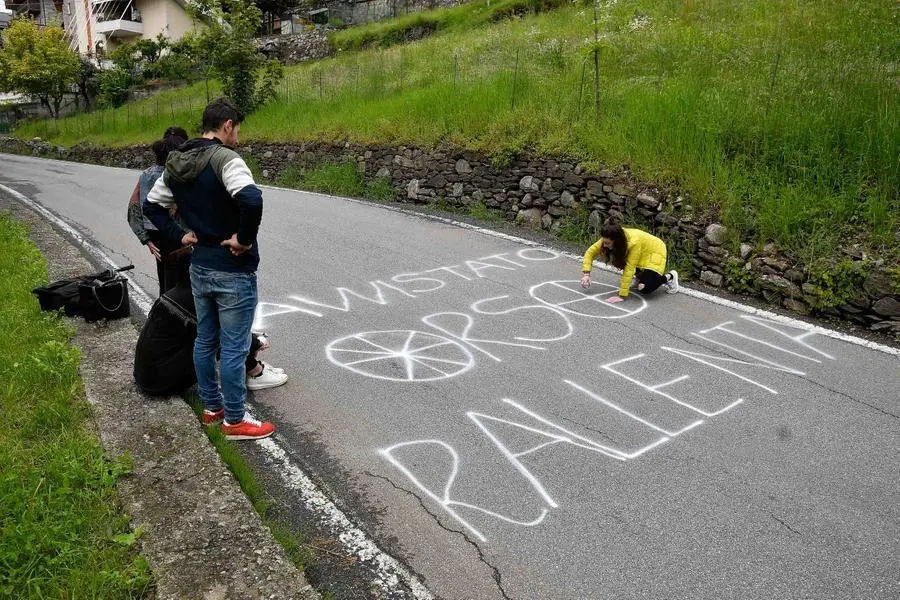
365, 471, 513, 600
559, 416, 616, 444
767, 511, 801, 536
799, 377, 899, 420
632, 321, 900, 420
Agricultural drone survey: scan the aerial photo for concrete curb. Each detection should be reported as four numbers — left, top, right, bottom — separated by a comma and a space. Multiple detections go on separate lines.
1, 193, 319, 600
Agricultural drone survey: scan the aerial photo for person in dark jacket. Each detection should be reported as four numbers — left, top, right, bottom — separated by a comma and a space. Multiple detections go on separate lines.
145, 97, 278, 441
126, 126, 190, 295
134, 282, 286, 396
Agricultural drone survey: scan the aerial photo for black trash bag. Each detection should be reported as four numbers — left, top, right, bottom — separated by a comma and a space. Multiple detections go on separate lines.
79, 276, 130, 322
32, 265, 134, 320
134, 283, 197, 396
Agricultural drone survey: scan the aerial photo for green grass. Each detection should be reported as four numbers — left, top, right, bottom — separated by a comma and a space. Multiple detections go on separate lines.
16, 0, 900, 263
0, 213, 152, 599
297, 161, 366, 196
467, 200, 504, 222
275, 160, 397, 201
557, 205, 597, 245
328, 0, 565, 51
182, 392, 314, 571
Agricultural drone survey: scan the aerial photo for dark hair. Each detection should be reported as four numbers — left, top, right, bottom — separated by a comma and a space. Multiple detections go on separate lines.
150, 126, 187, 165
599, 219, 628, 269
201, 97, 244, 133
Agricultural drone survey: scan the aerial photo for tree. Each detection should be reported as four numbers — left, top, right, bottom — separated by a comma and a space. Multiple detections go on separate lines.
76, 56, 100, 110
0, 17, 81, 119
188, 0, 284, 114
133, 34, 169, 64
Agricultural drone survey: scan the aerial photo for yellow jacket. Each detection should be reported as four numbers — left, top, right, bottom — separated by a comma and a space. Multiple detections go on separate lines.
582, 228, 668, 297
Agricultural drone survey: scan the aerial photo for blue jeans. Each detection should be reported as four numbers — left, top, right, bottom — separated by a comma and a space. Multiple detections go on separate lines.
190, 264, 257, 424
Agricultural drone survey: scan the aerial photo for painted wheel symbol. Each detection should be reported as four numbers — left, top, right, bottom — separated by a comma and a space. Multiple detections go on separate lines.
529, 280, 647, 319
326, 330, 475, 382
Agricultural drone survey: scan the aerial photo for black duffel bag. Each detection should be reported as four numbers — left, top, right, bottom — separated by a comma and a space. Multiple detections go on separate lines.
32, 265, 133, 321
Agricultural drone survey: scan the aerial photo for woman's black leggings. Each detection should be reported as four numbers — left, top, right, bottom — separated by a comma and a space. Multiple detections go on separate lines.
635, 268, 669, 294
246, 334, 263, 373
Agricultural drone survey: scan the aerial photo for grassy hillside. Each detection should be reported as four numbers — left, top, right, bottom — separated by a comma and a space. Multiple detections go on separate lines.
0, 214, 152, 597
16, 0, 899, 262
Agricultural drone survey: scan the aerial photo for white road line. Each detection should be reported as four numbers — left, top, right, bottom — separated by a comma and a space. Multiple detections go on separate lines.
263, 185, 900, 357
255, 439, 435, 600
0, 180, 435, 600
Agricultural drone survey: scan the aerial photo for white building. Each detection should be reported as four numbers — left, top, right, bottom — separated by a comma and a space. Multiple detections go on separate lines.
0, 1, 13, 29
62, 0, 195, 55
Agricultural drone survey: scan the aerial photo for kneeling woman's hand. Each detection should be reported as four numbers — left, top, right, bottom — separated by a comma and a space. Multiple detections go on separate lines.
580, 272, 592, 288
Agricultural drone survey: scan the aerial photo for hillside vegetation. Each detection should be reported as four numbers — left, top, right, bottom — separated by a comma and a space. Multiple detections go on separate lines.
15, 0, 899, 262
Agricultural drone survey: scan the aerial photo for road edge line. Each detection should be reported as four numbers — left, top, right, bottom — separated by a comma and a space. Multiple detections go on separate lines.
1, 181, 436, 600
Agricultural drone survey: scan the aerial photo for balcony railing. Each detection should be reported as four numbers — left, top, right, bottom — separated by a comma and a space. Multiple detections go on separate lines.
6, 0, 42, 15
92, 0, 142, 37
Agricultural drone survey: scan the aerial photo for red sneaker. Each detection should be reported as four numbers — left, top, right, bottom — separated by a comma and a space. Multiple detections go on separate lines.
203, 408, 224, 425
221, 416, 275, 440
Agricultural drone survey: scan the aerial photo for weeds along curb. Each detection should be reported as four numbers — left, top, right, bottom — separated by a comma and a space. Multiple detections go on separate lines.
0, 188, 318, 600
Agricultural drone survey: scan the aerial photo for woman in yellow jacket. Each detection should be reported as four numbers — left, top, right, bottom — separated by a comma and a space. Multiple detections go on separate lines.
580, 220, 679, 303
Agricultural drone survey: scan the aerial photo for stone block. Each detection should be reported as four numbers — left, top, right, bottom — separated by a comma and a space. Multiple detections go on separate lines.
547, 205, 567, 217
636, 191, 659, 209
704, 223, 728, 245
873, 296, 900, 318
700, 270, 724, 287
762, 257, 791, 272
541, 213, 553, 230
564, 172, 584, 187
782, 297, 809, 314
760, 274, 801, 296
519, 176, 540, 193
585, 180, 604, 198
863, 269, 893, 297
406, 179, 420, 200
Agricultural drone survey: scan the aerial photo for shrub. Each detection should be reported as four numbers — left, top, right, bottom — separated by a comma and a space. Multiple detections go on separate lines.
97, 67, 132, 108
806, 259, 870, 310
723, 259, 756, 295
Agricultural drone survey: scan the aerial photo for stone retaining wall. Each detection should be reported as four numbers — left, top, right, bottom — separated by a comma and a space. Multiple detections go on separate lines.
258, 29, 335, 64
3, 135, 897, 338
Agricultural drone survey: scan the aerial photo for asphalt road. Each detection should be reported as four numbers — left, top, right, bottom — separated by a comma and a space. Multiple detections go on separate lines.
2, 153, 898, 600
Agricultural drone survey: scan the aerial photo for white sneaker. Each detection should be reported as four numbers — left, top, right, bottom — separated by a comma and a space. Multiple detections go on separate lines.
666, 270, 679, 294
247, 363, 288, 390
259, 361, 284, 375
